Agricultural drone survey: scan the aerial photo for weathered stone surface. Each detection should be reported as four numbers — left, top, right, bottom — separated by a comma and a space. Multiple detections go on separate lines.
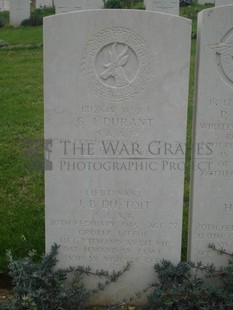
44, 9, 191, 304
199, 0, 215, 4
10, 0, 30, 26
189, 6, 233, 266
55, 0, 103, 14
145, 0, 179, 15
0, 0, 9, 11
216, 0, 233, 6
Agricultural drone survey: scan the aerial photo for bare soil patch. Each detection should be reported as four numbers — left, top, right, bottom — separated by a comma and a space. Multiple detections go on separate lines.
0, 274, 13, 306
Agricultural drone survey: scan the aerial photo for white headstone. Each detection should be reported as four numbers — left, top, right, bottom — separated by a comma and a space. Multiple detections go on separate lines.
44, 10, 191, 304
55, 0, 103, 14
145, 0, 179, 15
189, 5, 233, 267
85, 0, 103, 9
36, 0, 52, 8
199, 0, 215, 4
216, 0, 233, 5
10, 0, 30, 26
2, 0, 10, 11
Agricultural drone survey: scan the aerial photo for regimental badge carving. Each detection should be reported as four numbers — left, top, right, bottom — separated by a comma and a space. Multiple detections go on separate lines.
101, 43, 130, 87
210, 28, 233, 87
81, 28, 152, 102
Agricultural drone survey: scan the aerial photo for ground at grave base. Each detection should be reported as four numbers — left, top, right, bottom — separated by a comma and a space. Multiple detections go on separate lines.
0, 296, 136, 309
0, 274, 13, 306
0, 289, 13, 306
87, 307, 137, 310
0, 274, 138, 309
0, 292, 137, 310
0, 274, 12, 309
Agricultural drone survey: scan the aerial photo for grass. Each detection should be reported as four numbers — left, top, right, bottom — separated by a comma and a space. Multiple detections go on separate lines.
0, 26, 43, 45
180, 1, 214, 260
0, 46, 44, 270
181, 38, 196, 260
0, 3, 214, 272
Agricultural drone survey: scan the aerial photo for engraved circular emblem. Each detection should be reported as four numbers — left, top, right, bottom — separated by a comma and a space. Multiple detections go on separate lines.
81, 28, 152, 102
210, 28, 233, 87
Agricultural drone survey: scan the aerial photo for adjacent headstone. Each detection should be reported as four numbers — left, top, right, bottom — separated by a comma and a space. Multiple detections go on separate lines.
10, 0, 30, 27
189, 5, 233, 267
199, 0, 215, 4
216, 0, 233, 5
36, 0, 53, 8
1, 0, 10, 11
145, 0, 179, 15
84, 0, 103, 9
55, 0, 103, 14
44, 10, 191, 305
